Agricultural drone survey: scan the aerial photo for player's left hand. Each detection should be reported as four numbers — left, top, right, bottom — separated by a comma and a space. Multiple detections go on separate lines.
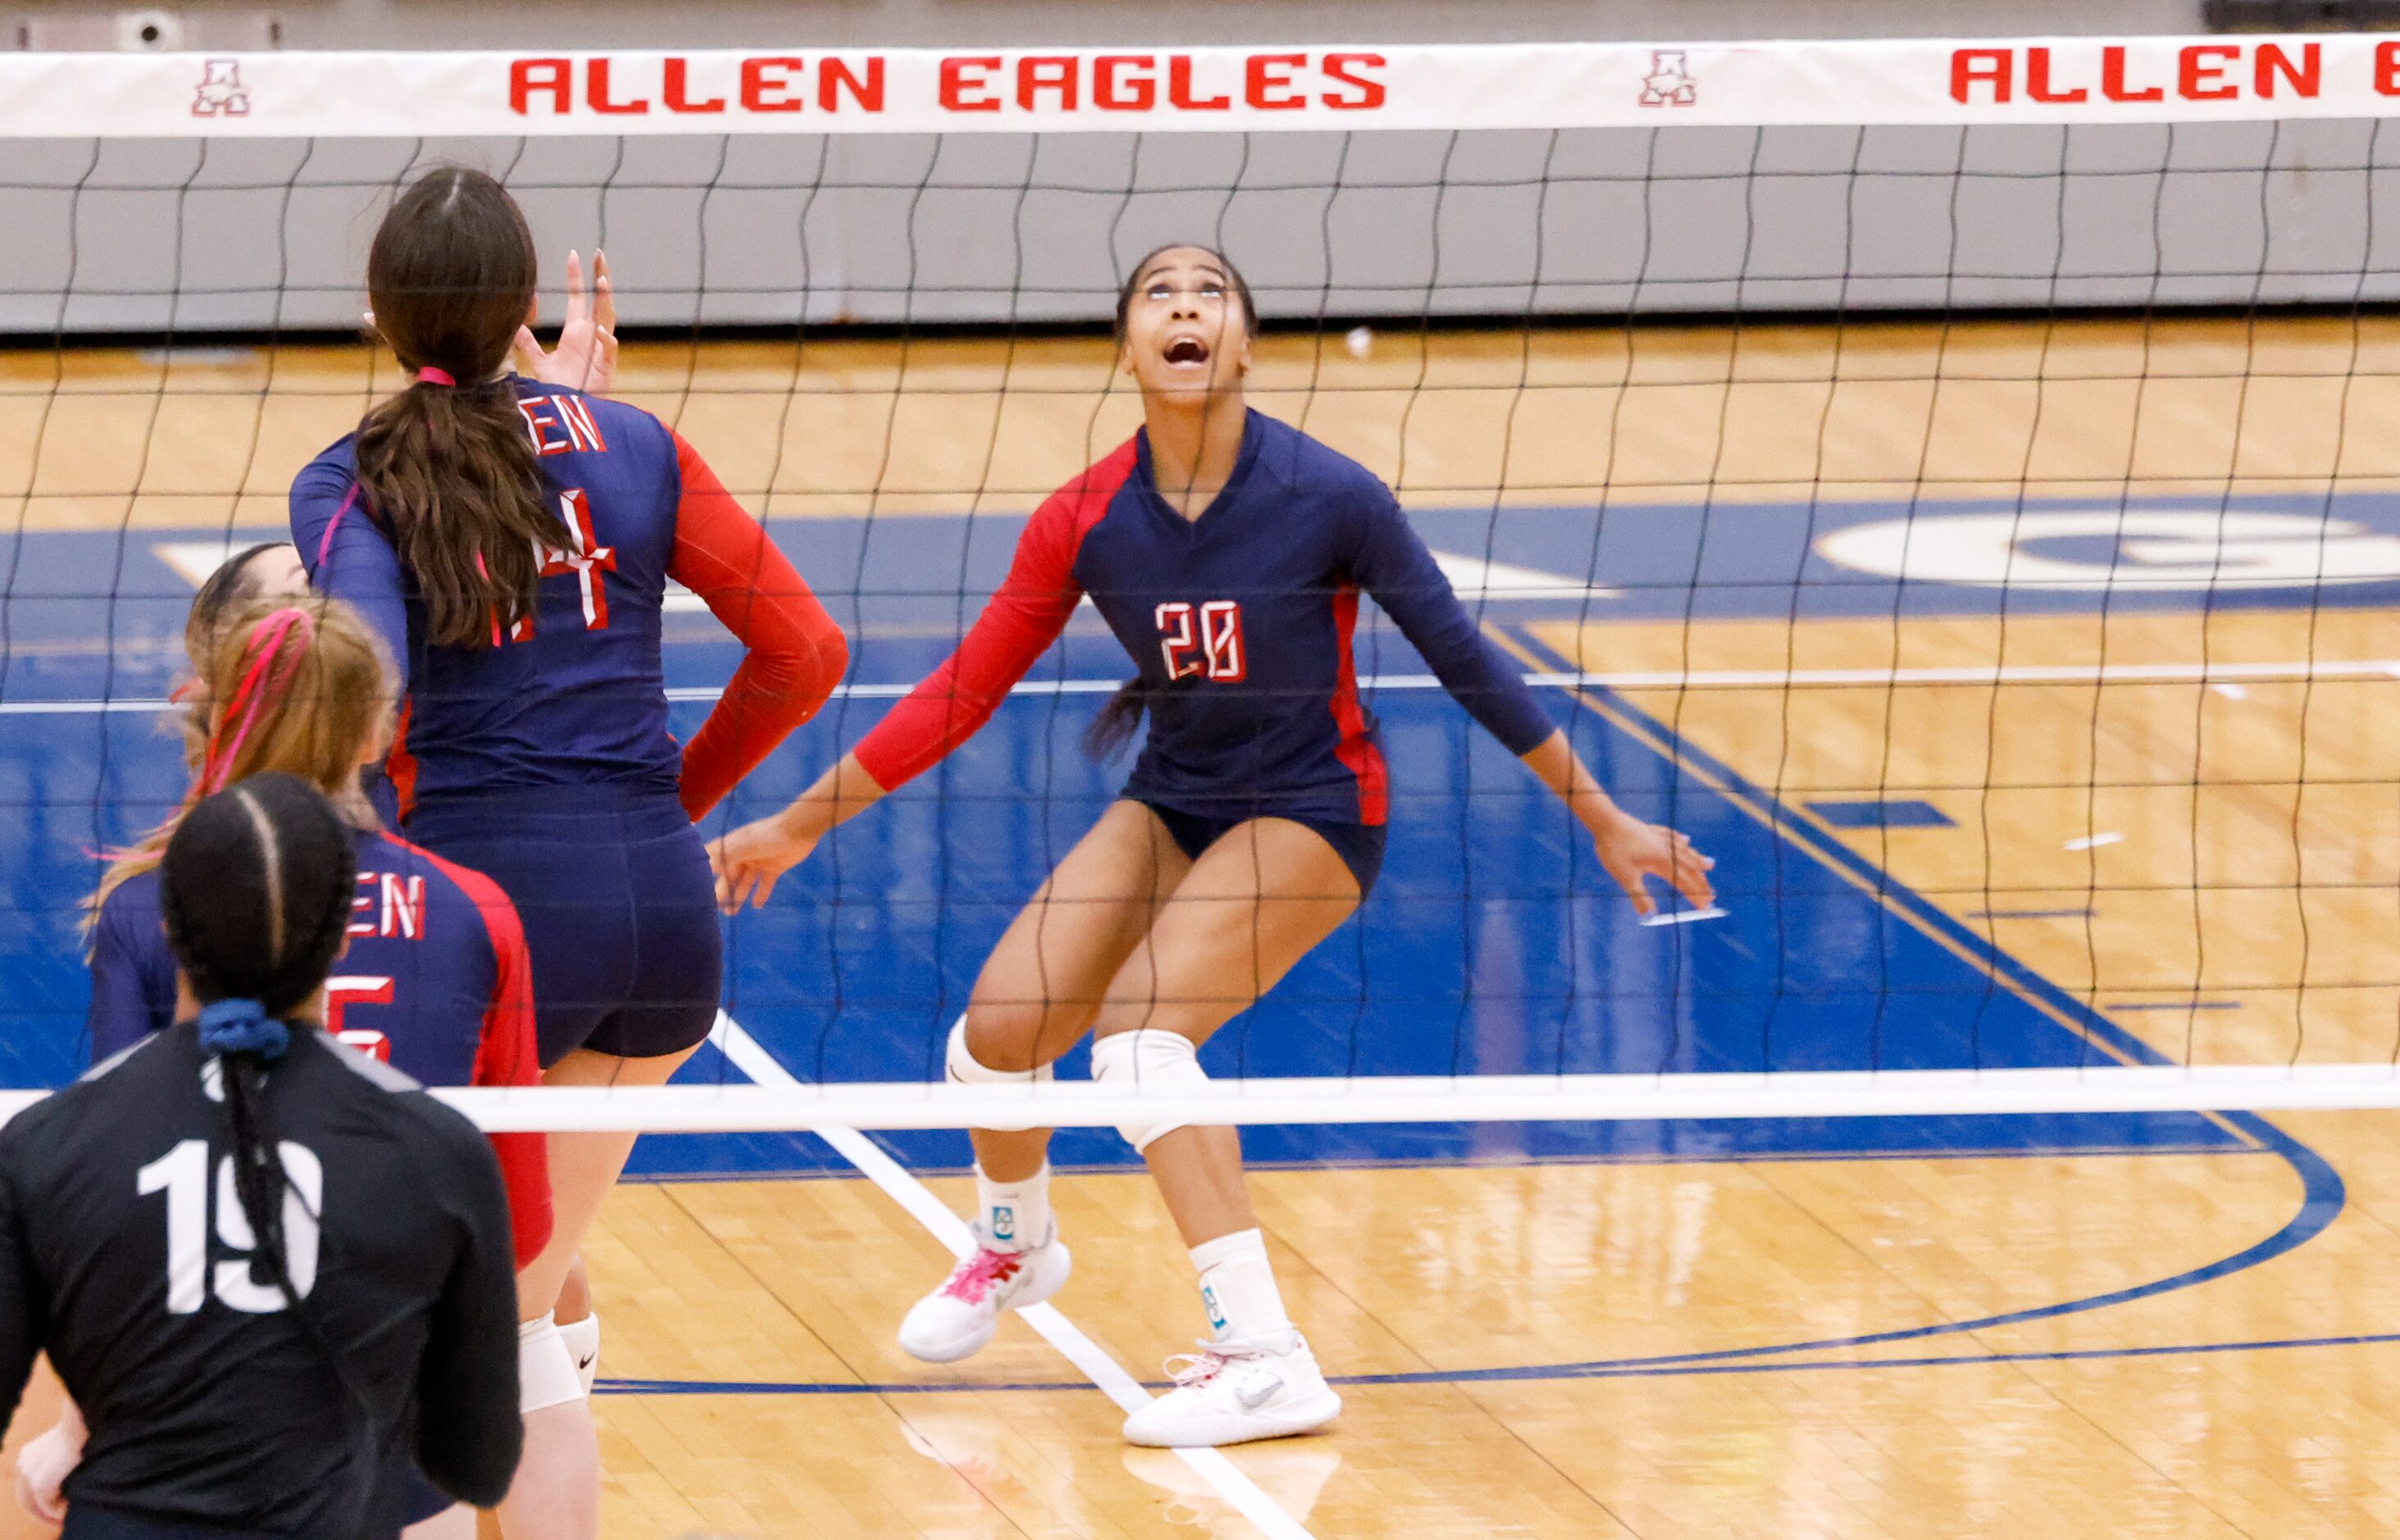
1592, 813, 1715, 918
515, 248, 617, 394
15, 1416, 81, 1527
707, 806, 827, 914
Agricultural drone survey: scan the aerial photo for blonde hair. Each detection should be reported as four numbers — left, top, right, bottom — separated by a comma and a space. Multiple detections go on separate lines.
93, 595, 394, 916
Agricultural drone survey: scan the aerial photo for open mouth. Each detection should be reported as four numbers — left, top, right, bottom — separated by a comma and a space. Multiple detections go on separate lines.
1164, 335, 1210, 367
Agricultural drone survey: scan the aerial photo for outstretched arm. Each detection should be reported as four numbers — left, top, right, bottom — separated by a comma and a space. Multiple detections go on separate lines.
1519, 731, 1715, 917
1345, 488, 1557, 756
707, 469, 1109, 911
708, 750, 888, 912
1347, 486, 1714, 914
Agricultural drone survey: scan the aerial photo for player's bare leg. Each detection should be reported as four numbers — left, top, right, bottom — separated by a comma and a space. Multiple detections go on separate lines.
899, 801, 1187, 1361
499, 1399, 601, 1540
1091, 817, 1359, 1447
966, 800, 1188, 1177
526, 1045, 699, 1313
492, 1046, 694, 1531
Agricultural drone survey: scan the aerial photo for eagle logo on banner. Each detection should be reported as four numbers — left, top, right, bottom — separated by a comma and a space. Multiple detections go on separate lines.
192, 59, 250, 117
1639, 49, 1696, 107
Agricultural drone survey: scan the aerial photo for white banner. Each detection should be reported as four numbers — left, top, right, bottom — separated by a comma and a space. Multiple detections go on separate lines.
4, 38, 2400, 139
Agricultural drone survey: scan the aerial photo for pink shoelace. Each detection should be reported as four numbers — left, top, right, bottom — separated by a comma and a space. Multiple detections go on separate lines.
1162, 1348, 1233, 1388
940, 1248, 1023, 1305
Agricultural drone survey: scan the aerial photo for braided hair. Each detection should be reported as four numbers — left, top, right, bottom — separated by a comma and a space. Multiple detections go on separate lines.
159, 772, 379, 1524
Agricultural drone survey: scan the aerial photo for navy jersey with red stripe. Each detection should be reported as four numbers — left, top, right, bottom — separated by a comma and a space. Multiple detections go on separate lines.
290, 378, 844, 822
854, 409, 1555, 823
86, 829, 553, 1268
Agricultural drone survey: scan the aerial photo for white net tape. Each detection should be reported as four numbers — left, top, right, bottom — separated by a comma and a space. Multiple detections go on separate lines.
14, 35, 2400, 1134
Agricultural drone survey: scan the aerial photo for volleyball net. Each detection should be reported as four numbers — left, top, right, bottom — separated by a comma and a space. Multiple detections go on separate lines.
9, 36, 2400, 1139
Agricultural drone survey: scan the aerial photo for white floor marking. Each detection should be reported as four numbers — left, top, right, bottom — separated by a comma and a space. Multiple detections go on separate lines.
1428, 549, 1619, 602
17, 655, 2400, 718
705, 1013, 1318, 1540
2064, 832, 2126, 851
151, 538, 713, 613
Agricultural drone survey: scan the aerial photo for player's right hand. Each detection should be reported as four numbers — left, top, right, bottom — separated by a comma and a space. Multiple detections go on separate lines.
707, 809, 825, 914
514, 248, 617, 395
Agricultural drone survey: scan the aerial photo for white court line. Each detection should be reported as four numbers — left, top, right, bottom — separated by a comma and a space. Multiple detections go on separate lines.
2064, 832, 2127, 851
11, 656, 2400, 717
0, 698, 175, 715
706, 1012, 1318, 1540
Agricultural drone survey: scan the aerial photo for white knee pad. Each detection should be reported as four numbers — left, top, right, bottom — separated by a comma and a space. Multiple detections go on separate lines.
518, 1312, 587, 1413
557, 1310, 601, 1397
1088, 1028, 1207, 1153
945, 1015, 1054, 1085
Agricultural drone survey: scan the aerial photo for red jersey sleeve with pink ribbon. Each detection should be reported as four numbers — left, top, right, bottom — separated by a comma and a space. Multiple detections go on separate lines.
668, 434, 849, 821
853, 440, 1137, 791
416, 845, 553, 1271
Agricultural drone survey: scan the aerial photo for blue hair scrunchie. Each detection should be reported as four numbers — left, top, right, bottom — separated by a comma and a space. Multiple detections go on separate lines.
196, 998, 289, 1063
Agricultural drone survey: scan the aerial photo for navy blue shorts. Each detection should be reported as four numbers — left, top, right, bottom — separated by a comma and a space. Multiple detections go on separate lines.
408, 788, 722, 1067
1136, 800, 1386, 897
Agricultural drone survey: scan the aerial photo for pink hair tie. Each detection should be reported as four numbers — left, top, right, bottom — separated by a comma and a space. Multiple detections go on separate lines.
416, 367, 457, 387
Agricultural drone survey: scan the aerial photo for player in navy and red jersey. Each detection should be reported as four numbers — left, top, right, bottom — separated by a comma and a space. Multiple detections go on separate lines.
285, 168, 846, 1476
43, 593, 590, 1540
710, 244, 1718, 1448
89, 788, 543, 1123
168, 540, 406, 826
84, 596, 549, 1268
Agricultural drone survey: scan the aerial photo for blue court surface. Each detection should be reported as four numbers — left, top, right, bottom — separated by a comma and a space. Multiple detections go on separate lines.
4, 489, 2389, 1182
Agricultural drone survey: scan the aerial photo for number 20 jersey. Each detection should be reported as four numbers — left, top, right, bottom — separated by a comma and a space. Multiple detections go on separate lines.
852, 409, 1557, 824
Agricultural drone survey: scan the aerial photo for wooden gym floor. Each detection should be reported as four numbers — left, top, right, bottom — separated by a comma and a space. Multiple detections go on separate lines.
5, 316, 2400, 1536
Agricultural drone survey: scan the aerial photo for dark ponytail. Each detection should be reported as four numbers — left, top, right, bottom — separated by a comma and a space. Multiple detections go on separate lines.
1083, 673, 1207, 763
356, 166, 567, 649
160, 773, 377, 1526
1082, 679, 1156, 763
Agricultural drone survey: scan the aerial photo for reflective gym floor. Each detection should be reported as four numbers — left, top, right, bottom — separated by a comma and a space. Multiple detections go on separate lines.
4, 317, 2400, 1535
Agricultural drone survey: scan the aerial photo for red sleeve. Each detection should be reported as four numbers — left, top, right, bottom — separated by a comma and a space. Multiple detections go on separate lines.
668, 434, 850, 822
852, 440, 1136, 791
435, 858, 554, 1272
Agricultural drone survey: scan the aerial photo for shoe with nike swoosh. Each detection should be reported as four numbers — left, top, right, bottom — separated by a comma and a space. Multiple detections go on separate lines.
1122, 1331, 1341, 1447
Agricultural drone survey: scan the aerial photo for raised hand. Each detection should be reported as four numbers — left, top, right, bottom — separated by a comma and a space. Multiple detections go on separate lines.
514, 248, 617, 394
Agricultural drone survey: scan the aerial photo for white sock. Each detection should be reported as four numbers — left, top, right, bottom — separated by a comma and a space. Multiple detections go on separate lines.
1189, 1228, 1294, 1346
975, 1162, 1052, 1254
